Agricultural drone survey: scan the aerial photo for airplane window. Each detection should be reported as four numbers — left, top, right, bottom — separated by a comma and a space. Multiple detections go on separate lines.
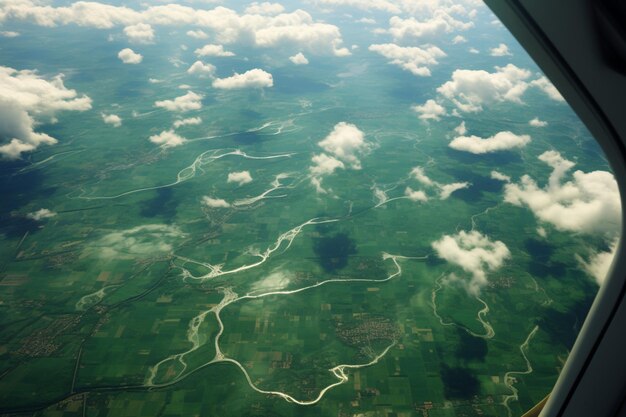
0, 1, 619, 416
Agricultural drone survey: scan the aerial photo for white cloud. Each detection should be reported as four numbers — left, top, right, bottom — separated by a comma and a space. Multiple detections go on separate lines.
101, 113, 122, 127
308, 122, 370, 193
454, 121, 467, 135
202, 196, 231, 208
123, 23, 154, 43
432, 230, 511, 294
490, 170, 511, 182
412, 99, 446, 120
410, 166, 470, 199
0, 2, 350, 56
251, 269, 291, 291
410, 166, 434, 186
437, 64, 532, 112
187, 29, 208, 39
452, 34, 466, 44
449, 131, 531, 154
289, 52, 309, 65
195, 43, 235, 57
317, 122, 369, 169
357, 17, 376, 24
537, 226, 547, 238
310, 176, 327, 194
118, 48, 143, 64
149, 78, 162, 84
529, 117, 548, 127
309, 0, 481, 16
315, 0, 401, 13
228, 170, 253, 185
309, 153, 345, 176
369, 43, 446, 77
504, 150, 621, 235
578, 239, 619, 285
531, 76, 565, 101
252, 16, 351, 56
154, 91, 203, 112
212, 69, 273, 89
92, 224, 184, 259
245, 2, 285, 15
404, 186, 428, 202
173, 117, 202, 128
439, 182, 470, 199
149, 130, 187, 147
0, 66, 92, 159
468, 47, 479, 54
386, 13, 473, 40
27, 208, 57, 221
0, 31, 19, 37
187, 60, 216, 77
489, 43, 511, 56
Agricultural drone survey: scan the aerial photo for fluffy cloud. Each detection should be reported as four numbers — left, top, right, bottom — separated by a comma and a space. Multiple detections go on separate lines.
102, 113, 122, 127
202, 196, 231, 208
409, 166, 470, 199
412, 99, 446, 120
118, 48, 143, 64
228, 170, 253, 185
173, 117, 202, 128
489, 43, 511, 56
26, 208, 57, 221
212, 69, 273, 89
149, 130, 186, 147
0, 30, 19, 37
187, 60, 216, 77
530, 76, 565, 101
308, 122, 370, 193
309, 153, 345, 176
369, 43, 445, 77
195, 43, 235, 57
252, 14, 351, 56
437, 64, 531, 112
310, 0, 481, 16
186, 29, 208, 39
123, 23, 154, 43
432, 230, 511, 294
578, 240, 619, 285
529, 117, 548, 127
315, 0, 401, 13
317, 122, 369, 169
452, 35, 466, 44
357, 17, 376, 24
0, 2, 351, 57
439, 182, 470, 199
92, 224, 185, 259
0, 66, 92, 159
449, 131, 531, 154
154, 91, 203, 112
289, 52, 309, 65
386, 13, 473, 40
504, 151, 621, 235
454, 121, 467, 135
404, 187, 428, 202
490, 170, 511, 182
244, 2, 285, 15
410, 166, 434, 186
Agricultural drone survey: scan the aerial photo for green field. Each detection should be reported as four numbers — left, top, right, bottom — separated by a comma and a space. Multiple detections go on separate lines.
0, 0, 618, 416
